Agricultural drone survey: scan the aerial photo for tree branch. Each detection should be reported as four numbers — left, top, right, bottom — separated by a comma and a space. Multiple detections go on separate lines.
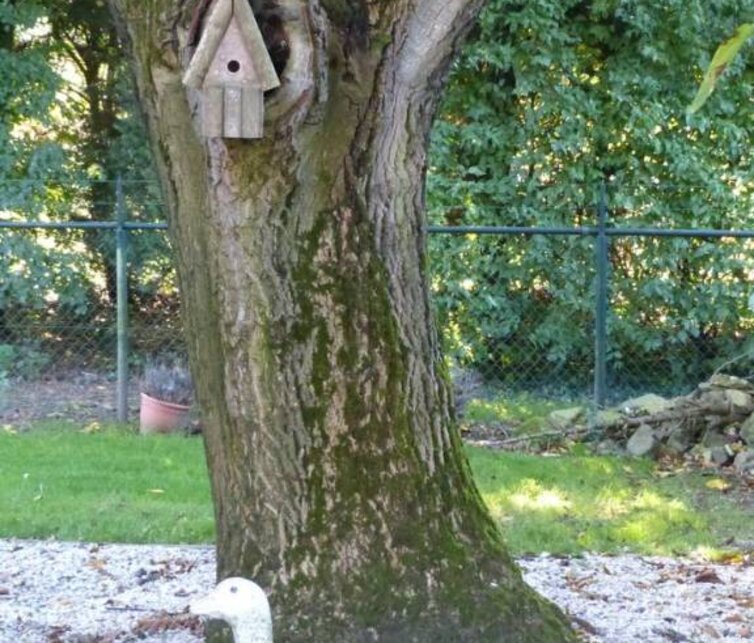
397, 0, 485, 86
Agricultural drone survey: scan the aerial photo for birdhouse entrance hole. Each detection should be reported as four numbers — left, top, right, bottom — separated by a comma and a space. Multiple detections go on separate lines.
228, 60, 241, 73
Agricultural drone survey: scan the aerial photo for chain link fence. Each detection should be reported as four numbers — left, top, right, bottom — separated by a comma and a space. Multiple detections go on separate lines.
0, 181, 184, 425
429, 183, 754, 407
430, 231, 754, 406
2, 180, 753, 424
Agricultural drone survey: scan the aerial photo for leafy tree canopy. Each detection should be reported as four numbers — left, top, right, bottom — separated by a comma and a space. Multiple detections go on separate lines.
431, 0, 754, 224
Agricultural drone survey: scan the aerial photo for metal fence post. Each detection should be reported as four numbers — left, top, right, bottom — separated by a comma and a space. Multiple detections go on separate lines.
594, 182, 609, 408
115, 178, 129, 422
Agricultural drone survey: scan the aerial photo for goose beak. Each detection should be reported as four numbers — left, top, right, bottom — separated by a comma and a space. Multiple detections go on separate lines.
190, 589, 224, 619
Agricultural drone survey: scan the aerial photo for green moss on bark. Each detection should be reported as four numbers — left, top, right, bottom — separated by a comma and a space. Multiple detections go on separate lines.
235, 202, 582, 641
272, 514, 579, 642
320, 0, 369, 38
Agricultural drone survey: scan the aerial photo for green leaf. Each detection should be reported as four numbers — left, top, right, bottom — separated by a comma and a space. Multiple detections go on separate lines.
687, 23, 754, 114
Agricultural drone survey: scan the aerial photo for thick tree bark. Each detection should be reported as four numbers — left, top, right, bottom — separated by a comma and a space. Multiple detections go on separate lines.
108, 1, 578, 640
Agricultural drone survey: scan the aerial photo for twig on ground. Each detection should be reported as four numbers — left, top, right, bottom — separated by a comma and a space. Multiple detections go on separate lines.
495, 427, 595, 446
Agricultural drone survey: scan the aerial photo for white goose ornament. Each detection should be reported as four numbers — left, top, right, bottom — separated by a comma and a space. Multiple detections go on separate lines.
190, 577, 273, 643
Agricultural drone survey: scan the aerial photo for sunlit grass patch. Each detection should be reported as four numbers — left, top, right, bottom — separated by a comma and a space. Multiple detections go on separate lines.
468, 447, 753, 558
509, 480, 572, 514
463, 393, 579, 433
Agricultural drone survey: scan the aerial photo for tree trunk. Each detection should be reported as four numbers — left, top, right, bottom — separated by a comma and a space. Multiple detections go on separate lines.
0, 0, 14, 51
108, 1, 578, 640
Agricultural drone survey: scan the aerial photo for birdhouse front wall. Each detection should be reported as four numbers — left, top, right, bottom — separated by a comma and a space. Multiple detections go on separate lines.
204, 19, 260, 88
202, 85, 264, 139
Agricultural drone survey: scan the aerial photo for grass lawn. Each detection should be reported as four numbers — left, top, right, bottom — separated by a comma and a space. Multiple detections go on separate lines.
472, 447, 753, 557
0, 423, 214, 543
0, 422, 751, 557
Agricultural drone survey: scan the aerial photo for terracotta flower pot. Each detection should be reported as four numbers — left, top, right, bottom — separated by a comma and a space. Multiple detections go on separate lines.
139, 392, 190, 434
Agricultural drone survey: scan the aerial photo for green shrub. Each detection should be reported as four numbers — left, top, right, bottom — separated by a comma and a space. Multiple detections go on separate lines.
0, 342, 50, 380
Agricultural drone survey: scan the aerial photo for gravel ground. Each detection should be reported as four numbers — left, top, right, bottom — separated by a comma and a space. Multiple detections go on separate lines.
1, 539, 752, 642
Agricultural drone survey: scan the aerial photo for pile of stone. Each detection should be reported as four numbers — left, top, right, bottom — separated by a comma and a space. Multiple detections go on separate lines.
547, 374, 754, 476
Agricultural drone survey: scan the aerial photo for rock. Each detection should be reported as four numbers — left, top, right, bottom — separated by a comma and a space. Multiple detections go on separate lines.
702, 429, 727, 448
666, 424, 694, 454
707, 373, 754, 392
595, 409, 623, 427
621, 394, 673, 415
740, 414, 754, 445
694, 389, 730, 412
548, 407, 584, 429
626, 424, 658, 457
733, 450, 754, 475
704, 446, 734, 466
593, 438, 624, 456
724, 389, 754, 414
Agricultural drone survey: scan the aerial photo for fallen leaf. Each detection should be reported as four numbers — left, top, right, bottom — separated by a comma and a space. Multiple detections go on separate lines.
132, 611, 202, 636
632, 580, 653, 589
651, 626, 692, 642
730, 593, 754, 609
46, 625, 71, 643
86, 557, 117, 579
695, 568, 724, 584
80, 422, 102, 434
705, 478, 732, 492
699, 624, 721, 639
716, 551, 745, 565
565, 572, 595, 591
569, 614, 600, 636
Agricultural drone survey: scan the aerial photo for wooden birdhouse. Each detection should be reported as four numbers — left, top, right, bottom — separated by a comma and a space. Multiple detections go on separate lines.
183, 0, 280, 139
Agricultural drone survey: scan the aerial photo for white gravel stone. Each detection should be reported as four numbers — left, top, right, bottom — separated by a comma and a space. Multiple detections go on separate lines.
1, 540, 752, 642
520, 553, 754, 642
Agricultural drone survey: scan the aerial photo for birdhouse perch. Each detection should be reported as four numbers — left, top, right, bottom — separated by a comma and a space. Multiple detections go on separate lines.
183, 0, 280, 139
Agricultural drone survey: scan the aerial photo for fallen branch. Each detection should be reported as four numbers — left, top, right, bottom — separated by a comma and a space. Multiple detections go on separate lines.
713, 351, 754, 376
494, 426, 596, 446
618, 406, 747, 429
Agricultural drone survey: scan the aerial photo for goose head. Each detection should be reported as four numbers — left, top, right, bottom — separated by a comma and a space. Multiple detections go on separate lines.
190, 577, 273, 643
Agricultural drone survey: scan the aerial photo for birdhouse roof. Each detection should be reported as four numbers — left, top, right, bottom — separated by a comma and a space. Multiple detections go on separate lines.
183, 0, 280, 92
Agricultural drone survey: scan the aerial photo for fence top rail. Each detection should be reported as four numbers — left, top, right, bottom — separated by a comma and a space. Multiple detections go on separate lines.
3, 221, 754, 238
0, 221, 168, 231
426, 225, 754, 238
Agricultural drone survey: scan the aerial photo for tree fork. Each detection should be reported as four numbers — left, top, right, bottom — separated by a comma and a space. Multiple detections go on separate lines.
108, 0, 579, 640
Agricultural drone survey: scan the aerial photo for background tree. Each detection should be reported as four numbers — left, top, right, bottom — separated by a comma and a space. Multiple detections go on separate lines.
428, 0, 754, 397
0, 0, 177, 372
107, 0, 577, 641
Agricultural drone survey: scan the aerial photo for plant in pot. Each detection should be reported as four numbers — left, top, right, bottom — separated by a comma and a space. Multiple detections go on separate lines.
140, 361, 194, 434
